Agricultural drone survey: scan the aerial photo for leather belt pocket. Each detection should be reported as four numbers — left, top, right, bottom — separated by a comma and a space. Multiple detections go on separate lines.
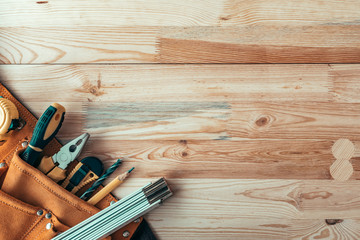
0, 150, 101, 234
0, 189, 68, 240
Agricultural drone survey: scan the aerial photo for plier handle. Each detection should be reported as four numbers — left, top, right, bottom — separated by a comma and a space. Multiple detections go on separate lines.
38, 133, 90, 182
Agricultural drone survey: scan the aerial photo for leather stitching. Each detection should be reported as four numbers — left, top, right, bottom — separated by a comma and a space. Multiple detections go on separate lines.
0, 198, 35, 215
33, 227, 47, 240
22, 217, 44, 240
32, 219, 49, 240
104, 194, 114, 203
4, 139, 22, 164
10, 159, 95, 215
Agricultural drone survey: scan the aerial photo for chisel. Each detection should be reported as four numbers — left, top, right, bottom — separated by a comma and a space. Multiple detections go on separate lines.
21, 103, 65, 167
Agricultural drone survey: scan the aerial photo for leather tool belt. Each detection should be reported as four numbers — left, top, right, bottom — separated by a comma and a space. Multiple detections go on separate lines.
0, 83, 142, 240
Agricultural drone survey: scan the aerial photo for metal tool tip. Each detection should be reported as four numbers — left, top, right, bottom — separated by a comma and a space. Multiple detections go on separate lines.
80, 132, 90, 138
128, 167, 135, 173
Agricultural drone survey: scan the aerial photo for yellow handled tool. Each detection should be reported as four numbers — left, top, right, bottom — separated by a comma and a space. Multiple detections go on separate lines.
87, 167, 134, 205
21, 103, 65, 167
37, 133, 90, 182
0, 97, 21, 141
61, 156, 104, 194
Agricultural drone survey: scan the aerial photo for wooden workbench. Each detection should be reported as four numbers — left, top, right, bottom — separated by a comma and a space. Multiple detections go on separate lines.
1, 1, 360, 239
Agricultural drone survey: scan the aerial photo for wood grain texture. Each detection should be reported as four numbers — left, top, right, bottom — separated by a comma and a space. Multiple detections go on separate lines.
1, 0, 360, 64
158, 26, 360, 63
1, 65, 359, 141
331, 65, 360, 103
112, 178, 360, 239
2, 0, 360, 238
1, 0, 360, 27
330, 139, 356, 181
114, 178, 360, 220
24, 100, 360, 142
1, 64, 357, 103
1, 25, 360, 63
80, 139, 360, 180
5, 103, 360, 180
0, 27, 158, 64
77, 101, 360, 140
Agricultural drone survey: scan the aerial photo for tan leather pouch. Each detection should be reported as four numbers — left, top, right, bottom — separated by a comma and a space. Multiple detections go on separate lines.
0, 83, 141, 239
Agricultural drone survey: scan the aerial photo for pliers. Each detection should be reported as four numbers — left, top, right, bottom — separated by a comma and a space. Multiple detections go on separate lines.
38, 133, 90, 182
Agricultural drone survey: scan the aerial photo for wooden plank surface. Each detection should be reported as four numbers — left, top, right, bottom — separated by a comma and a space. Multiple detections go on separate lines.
1, 64, 357, 103
2, 0, 360, 27
1, 25, 360, 63
1, 0, 360, 63
1, 63, 360, 237
2, 1, 360, 239
114, 178, 360, 239
1, 64, 360, 181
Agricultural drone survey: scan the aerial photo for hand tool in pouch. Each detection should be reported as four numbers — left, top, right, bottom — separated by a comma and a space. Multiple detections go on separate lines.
80, 158, 122, 200
37, 133, 90, 182
0, 97, 25, 140
61, 156, 104, 194
21, 103, 65, 167
87, 167, 135, 205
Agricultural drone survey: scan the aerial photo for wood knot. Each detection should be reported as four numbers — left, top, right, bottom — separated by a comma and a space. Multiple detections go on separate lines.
220, 16, 231, 21
255, 117, 268, 127
300, 191, 332, 200
182, 151, 188, 157
179, 140, 187, 145
75, 79, 105, 97
325, 219, 343, 225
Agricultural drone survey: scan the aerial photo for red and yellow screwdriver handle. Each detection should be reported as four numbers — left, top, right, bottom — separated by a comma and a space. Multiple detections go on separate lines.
21, 103, 65, 167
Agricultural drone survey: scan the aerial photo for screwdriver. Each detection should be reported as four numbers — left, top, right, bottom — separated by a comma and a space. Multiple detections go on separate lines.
21, 103, 65, 167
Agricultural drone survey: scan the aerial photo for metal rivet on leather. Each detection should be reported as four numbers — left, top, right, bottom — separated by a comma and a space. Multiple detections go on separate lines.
110, 201, 116, 205
46, 223, 53, 230
21, 141, 28, 148
122, 230, 130, 238
45, 213, 52, 219
37, 210, 43, 216
0, 162, 6, 168
134, 218, 140, 223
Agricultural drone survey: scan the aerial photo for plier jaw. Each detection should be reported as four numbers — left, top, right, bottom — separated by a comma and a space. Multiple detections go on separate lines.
37, 133, 90, 182
53, 133, 90, 169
